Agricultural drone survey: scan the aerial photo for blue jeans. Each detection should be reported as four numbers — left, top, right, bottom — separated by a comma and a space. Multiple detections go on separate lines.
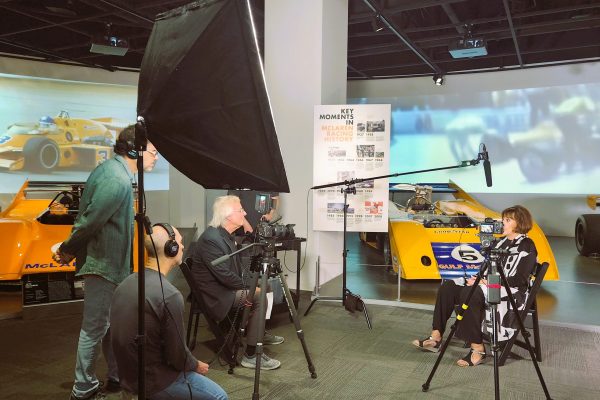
72, 275, 118, 399
150, 372, 228, 400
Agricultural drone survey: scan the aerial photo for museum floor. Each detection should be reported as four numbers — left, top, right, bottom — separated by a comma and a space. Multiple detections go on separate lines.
318, 234, 600, 328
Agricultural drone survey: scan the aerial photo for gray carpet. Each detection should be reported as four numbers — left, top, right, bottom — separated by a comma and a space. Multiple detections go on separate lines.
0, 296, 598, 400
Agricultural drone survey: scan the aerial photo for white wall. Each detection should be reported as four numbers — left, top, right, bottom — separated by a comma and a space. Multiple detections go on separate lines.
348, 62, 600, 236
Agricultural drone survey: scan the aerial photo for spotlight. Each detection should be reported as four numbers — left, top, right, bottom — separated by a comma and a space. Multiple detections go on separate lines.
433, 74, 444, 86
371, 14, 384, 32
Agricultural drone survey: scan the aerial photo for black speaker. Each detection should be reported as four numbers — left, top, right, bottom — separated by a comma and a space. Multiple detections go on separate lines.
153, 223, 179, 257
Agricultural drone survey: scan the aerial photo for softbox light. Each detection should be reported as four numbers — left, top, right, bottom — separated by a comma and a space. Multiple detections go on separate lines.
137, 0, 289, 192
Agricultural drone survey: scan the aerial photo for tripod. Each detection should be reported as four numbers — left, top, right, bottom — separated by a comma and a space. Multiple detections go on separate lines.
304, 184, 372, 328
233, 239, 317, 399
421, 248, 552, 400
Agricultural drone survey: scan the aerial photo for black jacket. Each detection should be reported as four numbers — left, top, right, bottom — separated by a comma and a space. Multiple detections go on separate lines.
192, 226, 246, 321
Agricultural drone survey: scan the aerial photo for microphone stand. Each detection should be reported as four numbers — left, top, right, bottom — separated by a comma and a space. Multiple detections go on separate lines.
304, 150, 488, 326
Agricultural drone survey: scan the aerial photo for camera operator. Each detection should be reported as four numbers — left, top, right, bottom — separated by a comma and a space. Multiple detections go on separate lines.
192, 195, 284, 370
110, 224, 227, 400
412, 205, 537, 367
227, 190, 279, 234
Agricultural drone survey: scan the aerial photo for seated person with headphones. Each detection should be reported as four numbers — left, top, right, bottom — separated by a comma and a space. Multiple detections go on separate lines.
110, 223, 228, 400
192, 195, 284, 371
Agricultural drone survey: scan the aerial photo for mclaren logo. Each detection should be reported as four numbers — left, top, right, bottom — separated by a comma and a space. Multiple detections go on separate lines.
25, 261, 76, 269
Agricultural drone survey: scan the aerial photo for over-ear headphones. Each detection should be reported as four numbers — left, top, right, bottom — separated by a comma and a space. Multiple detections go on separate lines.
153, 223, 179, 257
114, 138, 137, 159
114, 126, 139, 159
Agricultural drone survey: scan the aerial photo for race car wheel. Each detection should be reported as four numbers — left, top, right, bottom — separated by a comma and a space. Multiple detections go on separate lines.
517, 149, 560, 183
575, 214, 600, 256
23, 137, 60, 172
382, 235, 392, 266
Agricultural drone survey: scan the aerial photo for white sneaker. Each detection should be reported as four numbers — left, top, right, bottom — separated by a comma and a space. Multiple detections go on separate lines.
263, 331, 284, 345
241, 353, 281, 370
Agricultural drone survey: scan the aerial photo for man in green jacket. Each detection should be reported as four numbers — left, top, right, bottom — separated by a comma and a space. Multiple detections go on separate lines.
54, 125, 158, 400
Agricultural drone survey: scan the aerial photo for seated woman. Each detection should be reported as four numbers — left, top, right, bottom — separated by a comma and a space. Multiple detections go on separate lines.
412, 205, 538, 367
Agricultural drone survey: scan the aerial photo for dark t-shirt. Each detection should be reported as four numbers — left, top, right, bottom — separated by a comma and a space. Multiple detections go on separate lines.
110, 269, 198, 396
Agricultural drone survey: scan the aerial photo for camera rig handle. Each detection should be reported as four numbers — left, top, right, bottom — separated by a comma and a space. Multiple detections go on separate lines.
209, 242, 267, 267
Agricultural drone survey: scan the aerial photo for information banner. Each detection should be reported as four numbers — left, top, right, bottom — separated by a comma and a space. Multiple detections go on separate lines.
313, 104, 390, 232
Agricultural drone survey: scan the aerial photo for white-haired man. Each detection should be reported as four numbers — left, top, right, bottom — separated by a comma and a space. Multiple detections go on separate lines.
110, 223, 228, 400
192, 195, 283, 370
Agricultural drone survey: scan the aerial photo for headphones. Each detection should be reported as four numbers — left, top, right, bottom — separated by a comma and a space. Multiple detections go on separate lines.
153, 223, 179, 258
114, 138, 137, 159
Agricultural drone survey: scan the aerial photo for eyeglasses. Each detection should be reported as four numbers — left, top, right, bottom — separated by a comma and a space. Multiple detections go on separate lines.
146, 149, 158, 157
232, 208, 245, 213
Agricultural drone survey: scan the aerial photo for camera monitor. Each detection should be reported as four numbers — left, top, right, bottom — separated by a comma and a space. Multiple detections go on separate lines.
479, 220, 503, 234
255, 193, 273, 215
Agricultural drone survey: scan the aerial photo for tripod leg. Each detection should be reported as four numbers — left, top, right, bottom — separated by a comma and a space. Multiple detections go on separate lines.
498, 270, 553, 399
304, 297, 319, 316
423, 273, 485, 392
359, 298, 373, 330
276, 272, 317, 378
490, 304, 501, 400
251, 269, 269, 400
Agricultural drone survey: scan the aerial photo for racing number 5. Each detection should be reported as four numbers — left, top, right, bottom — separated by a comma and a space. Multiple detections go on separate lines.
458, 249, 479, 262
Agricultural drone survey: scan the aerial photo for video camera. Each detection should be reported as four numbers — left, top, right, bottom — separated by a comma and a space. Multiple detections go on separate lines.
256, 220, 296, 240
478, 217, 503, 248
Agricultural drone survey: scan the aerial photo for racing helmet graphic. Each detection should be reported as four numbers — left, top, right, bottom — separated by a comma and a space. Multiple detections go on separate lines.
39, 115, 56, 129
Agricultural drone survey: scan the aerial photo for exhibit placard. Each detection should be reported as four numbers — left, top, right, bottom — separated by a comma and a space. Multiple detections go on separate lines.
313, 104, 390, 232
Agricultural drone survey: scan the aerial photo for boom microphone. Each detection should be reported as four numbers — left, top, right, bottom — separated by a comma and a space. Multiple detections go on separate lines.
480, 143, 492, 187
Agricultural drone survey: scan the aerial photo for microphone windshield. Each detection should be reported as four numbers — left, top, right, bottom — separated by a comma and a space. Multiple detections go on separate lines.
483, 159, 492, 187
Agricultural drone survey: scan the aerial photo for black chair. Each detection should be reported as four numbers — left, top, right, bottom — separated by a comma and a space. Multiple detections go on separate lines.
497, 261, 549, 366
179, 257, 239, 373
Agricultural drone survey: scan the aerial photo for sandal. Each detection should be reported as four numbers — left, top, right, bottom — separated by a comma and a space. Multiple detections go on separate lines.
457, 347, 487, 367
412, 336, 441, 352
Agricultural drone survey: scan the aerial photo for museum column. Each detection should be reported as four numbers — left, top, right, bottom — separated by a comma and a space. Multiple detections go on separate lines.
265, 0, 348, 291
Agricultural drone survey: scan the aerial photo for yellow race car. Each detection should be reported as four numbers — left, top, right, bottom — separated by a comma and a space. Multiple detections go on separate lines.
0, 180, 139, 306
364, 182, 559, 281
0, 111, 127, 172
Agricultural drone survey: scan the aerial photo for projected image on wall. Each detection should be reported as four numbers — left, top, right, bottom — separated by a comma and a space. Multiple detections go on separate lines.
0, 73, 169, 194
350, 83, 600, 194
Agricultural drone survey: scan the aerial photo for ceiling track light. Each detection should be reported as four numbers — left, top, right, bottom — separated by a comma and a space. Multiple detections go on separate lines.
371, 13, 384, 32
433, 74, 444, 85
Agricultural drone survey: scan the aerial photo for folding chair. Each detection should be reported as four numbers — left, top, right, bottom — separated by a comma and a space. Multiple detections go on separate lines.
179, 257, 239, 372
498, 261, 549, 366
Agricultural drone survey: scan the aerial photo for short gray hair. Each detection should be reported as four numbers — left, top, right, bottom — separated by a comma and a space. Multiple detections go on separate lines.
209, 195, 240, 228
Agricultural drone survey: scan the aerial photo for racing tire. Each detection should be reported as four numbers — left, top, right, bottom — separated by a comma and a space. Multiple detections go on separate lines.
517, 149, 560, 183
575, 214, 600, 256
23, 137, 60, 172
383, 238, 392, 267
375, 233, 392, 267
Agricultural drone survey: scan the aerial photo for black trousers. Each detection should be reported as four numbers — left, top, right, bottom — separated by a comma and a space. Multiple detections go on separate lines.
432, 280, 485, 344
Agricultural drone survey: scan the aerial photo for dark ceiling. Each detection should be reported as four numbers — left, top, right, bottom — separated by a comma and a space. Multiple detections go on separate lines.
1, 0, 599, 80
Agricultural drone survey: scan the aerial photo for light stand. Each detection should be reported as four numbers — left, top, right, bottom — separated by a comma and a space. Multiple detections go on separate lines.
134, 117, 151, 400
304, 151, 488, 327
